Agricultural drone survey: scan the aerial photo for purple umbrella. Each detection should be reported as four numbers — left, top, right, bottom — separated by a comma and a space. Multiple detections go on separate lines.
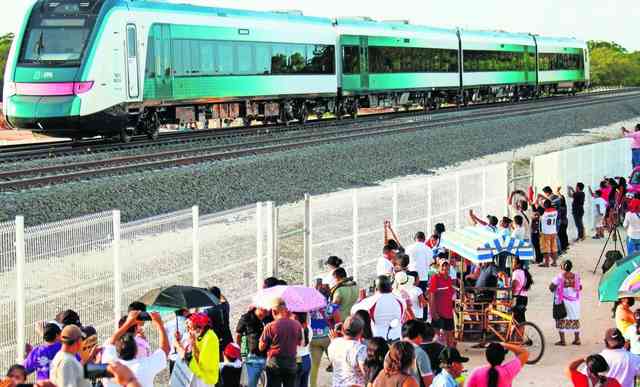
254, 285, 327, 312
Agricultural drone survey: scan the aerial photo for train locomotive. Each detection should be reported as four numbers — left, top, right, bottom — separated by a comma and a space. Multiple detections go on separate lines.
3, 0, 590, 142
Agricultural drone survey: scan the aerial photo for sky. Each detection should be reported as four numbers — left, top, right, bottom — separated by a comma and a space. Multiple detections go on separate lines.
3, 0, 640, 51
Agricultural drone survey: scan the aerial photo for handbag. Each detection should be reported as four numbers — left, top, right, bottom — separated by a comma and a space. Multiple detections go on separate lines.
552, 293, 567, 320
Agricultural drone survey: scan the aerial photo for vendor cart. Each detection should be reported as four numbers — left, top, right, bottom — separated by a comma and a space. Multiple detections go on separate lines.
440, 227, 545, 364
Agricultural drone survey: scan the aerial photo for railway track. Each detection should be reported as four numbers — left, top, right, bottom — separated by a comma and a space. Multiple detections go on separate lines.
0, 87, 632, 162
2, 89, 639, 192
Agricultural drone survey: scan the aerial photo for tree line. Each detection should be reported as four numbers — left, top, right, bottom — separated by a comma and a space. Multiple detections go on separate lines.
0, 33, 638, 86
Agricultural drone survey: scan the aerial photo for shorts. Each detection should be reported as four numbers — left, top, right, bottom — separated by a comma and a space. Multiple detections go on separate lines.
433, 318, 454, 332
540, 233, 558, 254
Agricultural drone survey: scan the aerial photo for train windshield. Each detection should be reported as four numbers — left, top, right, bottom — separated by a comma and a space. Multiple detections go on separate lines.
19, 1, 101, 66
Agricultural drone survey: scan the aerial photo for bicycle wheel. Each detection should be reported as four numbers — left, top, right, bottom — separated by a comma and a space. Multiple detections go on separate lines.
511, 321, 545, 364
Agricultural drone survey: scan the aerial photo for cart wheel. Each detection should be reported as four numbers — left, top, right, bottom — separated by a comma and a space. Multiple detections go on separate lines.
512, 321, 545, 364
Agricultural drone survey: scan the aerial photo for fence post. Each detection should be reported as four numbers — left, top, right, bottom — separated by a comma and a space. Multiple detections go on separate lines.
15, 216, 25, 362
256, 203, 263, 291
273, 206, 279, 278
455, 173, 461, 229
192, 206, 200, 287
266, 202, 274, 277
426, 178, 433, 234
352, 190, 359, 283
392, 183, 399, 227
481, 168, 487, 216
303, 194, 312, 287
112, 210, 121, 329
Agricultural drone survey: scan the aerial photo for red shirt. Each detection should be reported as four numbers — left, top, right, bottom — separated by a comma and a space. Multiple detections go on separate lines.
570, 370, 621, 387
429, 274, 454, 319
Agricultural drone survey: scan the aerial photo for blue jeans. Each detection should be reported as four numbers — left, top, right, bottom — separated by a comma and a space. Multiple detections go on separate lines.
633, 149, 640, 168
246, 355, 267, 387
295, 355, 311, 387
628, 238, 640, 257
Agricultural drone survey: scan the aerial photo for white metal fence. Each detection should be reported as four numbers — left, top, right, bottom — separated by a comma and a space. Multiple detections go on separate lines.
307, 163, 508, 286
5, 137, 631, 372
532, 138, 632, 236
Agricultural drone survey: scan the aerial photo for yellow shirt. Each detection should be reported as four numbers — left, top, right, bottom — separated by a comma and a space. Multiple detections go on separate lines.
189, 329, 220, 385
616, 305, 635, 334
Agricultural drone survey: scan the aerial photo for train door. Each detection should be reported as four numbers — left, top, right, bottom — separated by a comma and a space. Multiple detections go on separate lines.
359, 36, 369, 90
126, 24, 140, 99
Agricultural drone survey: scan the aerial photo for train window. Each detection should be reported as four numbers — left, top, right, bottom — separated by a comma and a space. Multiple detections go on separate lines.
271, 45, 288, 74
200, 41, 215, 75
189, 40, 201, 74
237, 44, 255, 74
289, 45, 307, 73
463, 50, 528, 72
127, 26, 137, 58
342, 46, 360, 74
145, 35, 156, 78
538, 52, 583, 71
367, 46, 458, 73
256, 45, 272, 74
172, 40, 184, 75
218, 43, 234, 74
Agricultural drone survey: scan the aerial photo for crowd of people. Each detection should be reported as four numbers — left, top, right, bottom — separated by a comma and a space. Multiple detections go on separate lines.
3, 163, 640, 387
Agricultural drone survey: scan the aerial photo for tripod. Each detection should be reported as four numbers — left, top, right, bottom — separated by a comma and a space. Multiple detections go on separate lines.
593, 224, 626, 274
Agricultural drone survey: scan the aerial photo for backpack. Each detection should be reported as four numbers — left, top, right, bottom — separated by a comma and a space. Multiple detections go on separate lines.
602, 250, 623, 274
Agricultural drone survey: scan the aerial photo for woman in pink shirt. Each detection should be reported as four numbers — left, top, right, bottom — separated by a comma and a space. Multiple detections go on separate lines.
467, 342, 529, 387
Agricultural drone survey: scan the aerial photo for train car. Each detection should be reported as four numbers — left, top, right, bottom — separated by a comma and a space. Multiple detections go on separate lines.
334, 18, 461, 114
460, 29, 537, 102
3, 0, 338, 141
535, 36, 589, 94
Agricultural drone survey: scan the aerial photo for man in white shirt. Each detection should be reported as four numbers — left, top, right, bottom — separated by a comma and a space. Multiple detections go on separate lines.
102, 310, 170, 387
600, 328, 640, 387
376, 245, 395, 277
407, 232, 433, 291
351, 276, 405, 341
624, 209, 640, 256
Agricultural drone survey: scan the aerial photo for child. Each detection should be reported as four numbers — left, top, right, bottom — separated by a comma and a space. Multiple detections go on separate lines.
402, 271, 427, 321
23, 322, 62, 380
6, 365, 27, 385
293, 312, 312, 387
219, 343, 242, 387
592, 189, 607, 239
512, 215, 527, 241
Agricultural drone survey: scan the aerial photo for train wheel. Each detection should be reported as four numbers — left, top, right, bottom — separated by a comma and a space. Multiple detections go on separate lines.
145, 111, 160, 141
120, 128, 133, 143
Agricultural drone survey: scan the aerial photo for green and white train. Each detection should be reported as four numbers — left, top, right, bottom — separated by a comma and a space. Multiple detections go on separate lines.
3, 0, 590, 141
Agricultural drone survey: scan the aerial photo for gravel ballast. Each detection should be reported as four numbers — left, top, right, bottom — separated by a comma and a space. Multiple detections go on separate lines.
2, 97, 640, 225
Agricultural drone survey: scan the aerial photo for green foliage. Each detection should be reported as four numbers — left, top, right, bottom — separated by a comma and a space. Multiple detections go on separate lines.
588, 40, 640, 86
0, 33, 14, 83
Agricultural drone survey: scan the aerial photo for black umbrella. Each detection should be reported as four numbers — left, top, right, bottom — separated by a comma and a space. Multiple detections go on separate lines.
138, 285, 220, 310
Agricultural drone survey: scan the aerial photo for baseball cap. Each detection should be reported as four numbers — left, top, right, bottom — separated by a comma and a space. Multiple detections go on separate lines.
343, 316, 364, 337
439, 347, 470, 364
60, 325, 83, 344
223, 343, 241, 360
605, 328, 625, 348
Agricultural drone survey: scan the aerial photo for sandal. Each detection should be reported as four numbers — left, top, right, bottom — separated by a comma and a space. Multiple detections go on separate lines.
572, 340, 581, 346
554, 341, 567, 346
538, 263, 549, 268
551, 262, 558, 267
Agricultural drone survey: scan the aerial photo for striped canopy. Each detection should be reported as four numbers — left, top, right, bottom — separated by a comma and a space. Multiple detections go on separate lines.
440, 226, 535, 264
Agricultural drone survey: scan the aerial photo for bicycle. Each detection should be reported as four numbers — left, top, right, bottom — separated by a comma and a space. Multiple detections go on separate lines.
483, 302, 546, 364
